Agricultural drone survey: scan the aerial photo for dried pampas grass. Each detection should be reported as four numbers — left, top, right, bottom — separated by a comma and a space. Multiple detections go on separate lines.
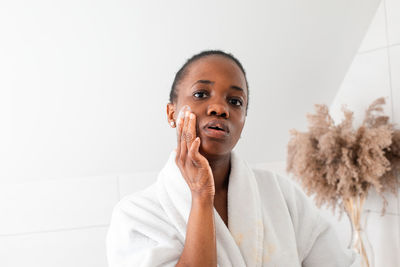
287, 97, 400, 216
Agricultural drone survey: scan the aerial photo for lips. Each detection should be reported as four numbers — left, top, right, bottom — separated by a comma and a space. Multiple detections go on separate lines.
203, 119, 229, 133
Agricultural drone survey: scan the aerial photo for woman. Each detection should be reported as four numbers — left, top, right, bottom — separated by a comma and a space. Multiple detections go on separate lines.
106, 50, 360, 266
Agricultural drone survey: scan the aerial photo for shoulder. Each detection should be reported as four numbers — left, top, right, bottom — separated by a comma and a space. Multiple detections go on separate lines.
251, 168, 328, 258
251, 167, 305, 205
111, 183, 169, 226
250, 168, 358, 265
106, 184, 184, 266
116, 183, 160, 212
108, 183, 179, 242
253, 167, 321, 220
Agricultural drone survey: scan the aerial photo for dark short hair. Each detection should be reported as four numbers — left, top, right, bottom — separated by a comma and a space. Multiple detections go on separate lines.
169, 50, 249, 115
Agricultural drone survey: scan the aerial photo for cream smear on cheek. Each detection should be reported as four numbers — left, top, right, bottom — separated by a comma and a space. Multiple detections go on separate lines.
176, 105, 192, 128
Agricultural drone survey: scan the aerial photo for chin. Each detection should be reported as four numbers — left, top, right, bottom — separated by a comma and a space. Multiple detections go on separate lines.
199, 140, 233, 158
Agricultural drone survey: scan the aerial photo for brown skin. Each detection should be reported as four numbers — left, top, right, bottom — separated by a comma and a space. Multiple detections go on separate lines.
166, 55, 248, 267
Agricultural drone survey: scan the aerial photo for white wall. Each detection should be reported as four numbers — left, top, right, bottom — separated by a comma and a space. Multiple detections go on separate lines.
0, 0, 379, 183
0, 0, 386, 266
327, 0, 400, 266
256, 1, 400, 266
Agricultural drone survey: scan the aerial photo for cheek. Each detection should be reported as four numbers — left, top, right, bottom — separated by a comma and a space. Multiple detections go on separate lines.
234, 115, 246, 131
195, 122, 200, 136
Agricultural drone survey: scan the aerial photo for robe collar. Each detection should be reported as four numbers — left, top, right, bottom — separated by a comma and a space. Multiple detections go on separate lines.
156, 149, 264, 267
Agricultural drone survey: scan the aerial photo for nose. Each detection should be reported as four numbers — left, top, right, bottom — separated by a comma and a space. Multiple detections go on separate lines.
207, 102, 229, 119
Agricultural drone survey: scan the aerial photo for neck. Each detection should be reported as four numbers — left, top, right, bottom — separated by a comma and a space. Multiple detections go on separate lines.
206, 152, 231, 194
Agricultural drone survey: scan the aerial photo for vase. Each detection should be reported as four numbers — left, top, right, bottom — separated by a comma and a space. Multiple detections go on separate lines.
344, 196, 375, 267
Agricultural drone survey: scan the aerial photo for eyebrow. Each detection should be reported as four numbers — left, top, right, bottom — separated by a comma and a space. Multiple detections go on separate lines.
191, 79, 245, 93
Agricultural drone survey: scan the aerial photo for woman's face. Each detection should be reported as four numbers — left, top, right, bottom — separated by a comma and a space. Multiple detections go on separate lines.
167, 55, 248, 157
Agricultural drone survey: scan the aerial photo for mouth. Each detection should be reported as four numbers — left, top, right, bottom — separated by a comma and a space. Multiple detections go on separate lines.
208, 126, 224, 131
202, 119, 229, 139
203, 127, 228, 139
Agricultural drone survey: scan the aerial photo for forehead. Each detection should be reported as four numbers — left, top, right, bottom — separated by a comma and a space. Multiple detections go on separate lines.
183, 55, 247, 90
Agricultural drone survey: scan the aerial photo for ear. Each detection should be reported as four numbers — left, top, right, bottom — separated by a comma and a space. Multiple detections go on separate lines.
166, 102, 177, 126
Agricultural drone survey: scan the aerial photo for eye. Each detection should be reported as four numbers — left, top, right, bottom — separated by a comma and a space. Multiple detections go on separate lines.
230, 98, 243, 106
193, 91, 208, 98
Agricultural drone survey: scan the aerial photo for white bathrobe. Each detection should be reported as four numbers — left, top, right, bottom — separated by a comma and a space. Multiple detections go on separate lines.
106, 150, 360, 267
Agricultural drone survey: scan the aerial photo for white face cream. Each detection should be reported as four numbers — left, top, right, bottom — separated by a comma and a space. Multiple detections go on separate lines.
176, 105, 191, 127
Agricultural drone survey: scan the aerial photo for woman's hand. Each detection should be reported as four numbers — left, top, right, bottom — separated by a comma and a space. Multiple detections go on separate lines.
175, 108, 217, 267
175, 106, 215, 200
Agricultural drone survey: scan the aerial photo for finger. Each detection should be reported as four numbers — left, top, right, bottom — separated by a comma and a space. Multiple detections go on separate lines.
175, 105, 189, 145
182, 110, 191, 140
176, 116, 183, 143
176, 105, 191, 128
176, 105, 190, 143
189, 137, 201, 167
176, 105, 190, 165
180, 111, 190, 164
186, 112, 196, 150
175, 116, 184, 163
180, 131, 187, 165
193, 137, 210, 170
